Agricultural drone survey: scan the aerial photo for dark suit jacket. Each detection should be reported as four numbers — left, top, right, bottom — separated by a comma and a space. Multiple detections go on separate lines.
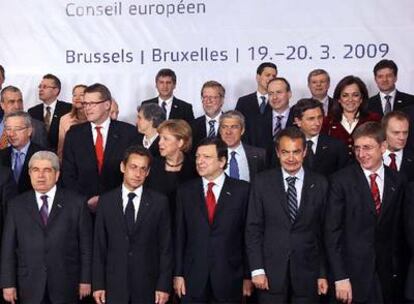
137, 133, 160, 158
0, 187, 92, 304
28, 100, 72, 151
399, 148, 414, 182
243, 144, 267, 180
0, 142, 44, 194
93, 186, 172, 303
190, 115, 208, 152
368, 90, 414, 117
325, 164, 404, 302
402, 105, 414, 152
0, 168, 17, 238
142, 97, 194, 123
246, 168, 327, 296
62, 120, 139, 198
404, 183, 414, 301
31, 118, 49, 148
175, 176, 250, 301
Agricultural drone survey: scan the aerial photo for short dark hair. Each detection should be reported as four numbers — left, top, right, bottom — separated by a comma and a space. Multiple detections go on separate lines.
0, 65, 4, 79
1, 85, 22, 103
137, 103, 166, 128
293, 98, 324, 120
196, 137, 228, 170
155, 68, 177, 84
373, 59, 398, 77
256, 62, 277, 75
382, 110, 410, 130
43, 74, 61, 94
267, 77, 291, 92
353, 121, 385, 144
307, 69, 330, 84
122, 145, 153, 167
84, 83, 112, 102
275, 127, 306, 150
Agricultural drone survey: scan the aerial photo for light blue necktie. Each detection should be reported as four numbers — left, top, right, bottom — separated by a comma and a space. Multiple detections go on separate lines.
13, 151, 23, 182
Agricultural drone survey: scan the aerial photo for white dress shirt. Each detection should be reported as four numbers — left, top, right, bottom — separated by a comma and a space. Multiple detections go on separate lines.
225, 144, 250, 182
143, 134, 158, 149
122, 184, 143, 221
35, 185, 57, 214
256, 91, 268, 107
340, 114, 359, 134
305, 135, 319, 154
158, 96, 173, 119
90, 117, 111, 149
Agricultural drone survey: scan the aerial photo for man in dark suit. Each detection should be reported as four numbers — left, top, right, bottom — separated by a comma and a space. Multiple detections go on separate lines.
191, 80, 225, 150
0, 111, 44, 194
1, 86, 48, 149
1, 151, 92, 304
0, 166, 17, 235
62, 83, 138, 210
293, 98, 349, 177
368, 59, 414, 117
236, 62, 277, 125
93, 145, 172, 304
142, 68, 194, 123
246, 127, 328, 303
136, 103, 165, 158
307, 69, 334, 116
325, 121, 404, 303
28, 74, 72, 151
174, 137, 252, 303
219, 110, 267, 181
404, 183, 414, 303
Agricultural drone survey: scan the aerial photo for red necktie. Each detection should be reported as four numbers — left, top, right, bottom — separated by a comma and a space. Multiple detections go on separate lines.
389, 153, 397, 171
206, 182, 216, 225
369, 173, 381, 215
95, 126, 104, 174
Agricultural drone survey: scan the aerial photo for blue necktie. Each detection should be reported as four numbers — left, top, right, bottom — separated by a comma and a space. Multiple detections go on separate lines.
13, 151, 23, 182
229, 151, 240, 179
259, 96, 267, 114
208, 120, 216, 138
286, 176, 298, 223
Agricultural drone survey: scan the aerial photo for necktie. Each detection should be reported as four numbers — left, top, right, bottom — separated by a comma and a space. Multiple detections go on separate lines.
44, 106, 51, 132
384, 95, 392, 115
286, 176, 298, 223
229, 151, 240, 179
143, 137, 150, 148
206, 182, 216, 225
95, 126, 104, 174
161, 101, 167, 115
40, 195, 49, 226
369, 173, 381, 215
273, 115, 283, 141
0, 130, 8, 149
259, 96, 267, 114
389, 153, 398, 171
305, 140, 315, 169
13, 151, 23, 182
208, 120, 216, 138
125, 192, 136, 234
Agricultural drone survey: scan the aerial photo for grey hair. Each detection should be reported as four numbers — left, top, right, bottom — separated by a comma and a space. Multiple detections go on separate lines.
4, 110, 32, 128
219, 110, 245, 130
29, 151, 60, 171
137, 103, 166, 128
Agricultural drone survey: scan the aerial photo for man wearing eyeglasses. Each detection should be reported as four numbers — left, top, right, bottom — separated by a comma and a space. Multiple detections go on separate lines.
28, 74, 72, 151
62, 83, 139, 211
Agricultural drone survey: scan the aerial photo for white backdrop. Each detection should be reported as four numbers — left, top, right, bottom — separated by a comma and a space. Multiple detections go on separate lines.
1, 0, 413, 122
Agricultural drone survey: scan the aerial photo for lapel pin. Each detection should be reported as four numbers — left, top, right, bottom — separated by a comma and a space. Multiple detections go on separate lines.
397, 100, 402, 104
310, 184, 315, 189
391, 187, 395, 192
332, 126, 337, 129
57, 203, 62, 208
322, 146, 328, 150
226, 191, 231, 196
173, 105, 178, 108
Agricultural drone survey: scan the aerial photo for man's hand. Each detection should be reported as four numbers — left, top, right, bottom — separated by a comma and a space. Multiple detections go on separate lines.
335, 280, 352, 304
317, 278, 328, 295
87, 195, 100, 211
79, 283, 91, 299
173, 276, 186, 298
252, 274, 269, 290
242, 279, 254, 296
93, 290, 106, 304
3, 288, 17, 304
155, 290, 169, 304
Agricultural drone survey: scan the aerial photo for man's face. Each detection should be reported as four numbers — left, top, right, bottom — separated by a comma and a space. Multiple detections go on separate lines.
219, 117, 244, 148
156, 76, 176, 100
38, 78, 59, 103
375, 68, 397, 93
276, 137, 306, 175
268, 80, 291, 112
136, 110, 153, 134
1, 91, 23, 114
196, 144, 226, 181
308, 74, 330, 100
202, 87, 224, 118
83, 92, 111, 125
4, 116, 32, 150
256, 67, 277, 93
354, 136, 386, 172
120, 153, 150, 191
386, 117, 409, 152
295, 107, 323, 138
29, 159, 59, 194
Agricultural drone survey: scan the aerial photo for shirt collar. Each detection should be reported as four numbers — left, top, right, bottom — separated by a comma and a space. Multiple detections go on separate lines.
35, 185, 57, 202
256, 91, 268, 100
228, 142, 243, 154
12, 140, 31, 154
44, 99, 57, 111
380, 89, 396, 99
91, 116, 111, 130
206, 112, 222, 122
272, 107, 290, 118
361, 164, 385, 181
158, 96, 173, 105
122, 183, 143, 199
202, 172, 226, 188
281, 166, 304, 181
384, 148, 403, 159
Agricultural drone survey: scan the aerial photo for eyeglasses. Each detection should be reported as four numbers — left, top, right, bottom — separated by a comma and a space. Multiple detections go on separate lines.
81, 100, 108, 108
4, 126, 28, 133
353, 145, 379, 153
202, 95, 221, 101
38, 85, 57, 90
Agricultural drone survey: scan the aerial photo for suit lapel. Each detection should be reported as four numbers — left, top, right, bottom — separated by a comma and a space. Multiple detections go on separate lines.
295, 171, 313, 224
315, 135, 329, 161
354, 165, 377, 217
378, 168, 397, 222
170, 97, 179, 119
243, 144, 256, 179
47, 188, 64, 227
103, 121, 118, 170
114, 188, 129, 235
273, 169, 291, 227
133, 188, 153, 232
83, 123, 99, 172
196, 179, 209, 224
211, 177, 233, 228
25, 191, 45, 229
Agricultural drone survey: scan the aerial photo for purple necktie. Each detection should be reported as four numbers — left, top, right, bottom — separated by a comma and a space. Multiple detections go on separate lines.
40, 195, 49, 226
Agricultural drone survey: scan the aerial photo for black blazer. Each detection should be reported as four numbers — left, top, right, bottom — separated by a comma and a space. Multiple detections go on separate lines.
236, 92, 271, 119
137, 133, 160, 158
403, 105, 414, 152
325, 164, 404, 303
0, 142, 44, 194
0, 188, 92, 304
190, 115, 207, 152
28, 100, 72, 151
246, 168, 327, 296
0, 167, 17, 237
93, 186, 173, 303
399, 148, 414, 182
368, 90, 414, 117
62, 120, 139, 198
175, 176, 250, 301
404, 183, 414, 301
142, 97, 194, 123
243, 144, 267, 180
